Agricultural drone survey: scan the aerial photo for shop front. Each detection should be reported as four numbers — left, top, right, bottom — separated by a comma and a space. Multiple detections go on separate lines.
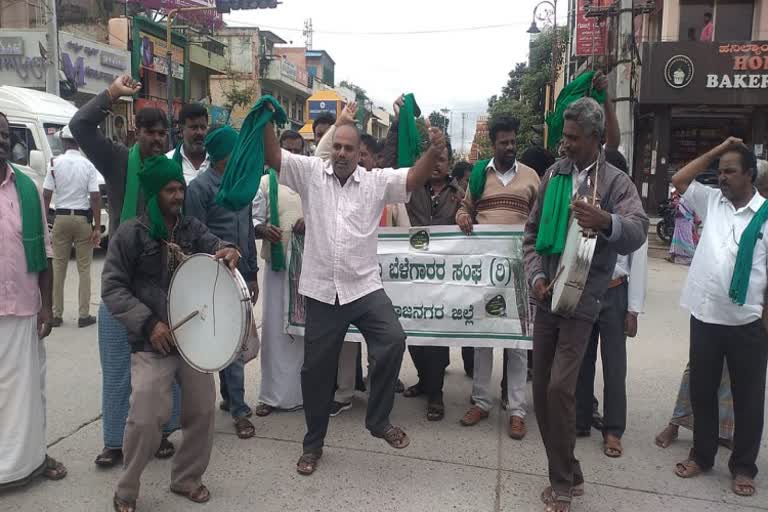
636, 40, 768, 212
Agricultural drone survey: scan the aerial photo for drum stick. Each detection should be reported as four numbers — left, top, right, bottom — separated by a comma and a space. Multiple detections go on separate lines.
172, 310, 199, 332
545, 266, 565, 294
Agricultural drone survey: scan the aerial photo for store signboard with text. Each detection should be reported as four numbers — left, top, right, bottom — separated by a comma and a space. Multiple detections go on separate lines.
138, 31, 185, 80
639, 41, 768, 105
575, 0, 608, 57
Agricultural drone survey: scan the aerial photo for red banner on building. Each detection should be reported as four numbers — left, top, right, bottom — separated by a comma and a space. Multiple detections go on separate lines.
575, 0, 608, 57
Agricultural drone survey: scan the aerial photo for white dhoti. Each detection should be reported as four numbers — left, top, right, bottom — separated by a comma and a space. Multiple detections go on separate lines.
0, 315, 46, 484
258, 267, 304, 409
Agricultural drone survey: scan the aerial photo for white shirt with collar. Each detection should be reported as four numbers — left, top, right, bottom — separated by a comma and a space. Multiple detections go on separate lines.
165, 145, 211, 184
612, 240, 648, 314
43, 149, 100, 210
486, 158, 517, 187
681, 181, 767, 326
278, 149, 410, 305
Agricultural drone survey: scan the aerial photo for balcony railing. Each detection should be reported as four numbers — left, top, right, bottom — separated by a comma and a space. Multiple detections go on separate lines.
264, 58, 310, 91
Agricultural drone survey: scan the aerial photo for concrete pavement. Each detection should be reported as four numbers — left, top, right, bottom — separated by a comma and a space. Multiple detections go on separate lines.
2, 255, 767, 512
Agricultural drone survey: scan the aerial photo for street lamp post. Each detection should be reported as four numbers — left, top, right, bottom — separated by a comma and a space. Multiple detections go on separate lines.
526, 1, 558, 147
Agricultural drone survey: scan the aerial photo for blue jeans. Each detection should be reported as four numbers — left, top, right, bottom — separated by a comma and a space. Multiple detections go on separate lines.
219, 357, 250, 418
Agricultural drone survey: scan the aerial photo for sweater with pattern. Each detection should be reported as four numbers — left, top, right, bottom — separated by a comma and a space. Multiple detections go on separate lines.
456, 163, 540, 225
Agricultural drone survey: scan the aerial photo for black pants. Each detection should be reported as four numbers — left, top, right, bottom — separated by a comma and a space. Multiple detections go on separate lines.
302, 290, 406, 452
408, 346, 449, 401
575, 283, 628, 437
689, 316, 768, 478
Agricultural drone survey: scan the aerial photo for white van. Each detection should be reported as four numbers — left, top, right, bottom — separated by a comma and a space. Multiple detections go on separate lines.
0, 86, 110, 242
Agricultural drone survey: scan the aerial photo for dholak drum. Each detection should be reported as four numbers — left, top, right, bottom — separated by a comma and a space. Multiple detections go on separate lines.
168, 253, 252, 373
550, 217, 597, 317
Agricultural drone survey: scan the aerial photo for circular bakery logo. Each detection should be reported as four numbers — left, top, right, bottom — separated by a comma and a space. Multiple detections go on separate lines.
664, 55, 694, 89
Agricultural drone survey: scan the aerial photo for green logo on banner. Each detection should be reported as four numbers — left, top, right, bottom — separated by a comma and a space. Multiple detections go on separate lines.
410, 229, 430, 250
485, 294, 507, 317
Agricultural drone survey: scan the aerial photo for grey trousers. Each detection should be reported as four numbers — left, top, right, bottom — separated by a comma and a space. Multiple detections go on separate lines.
116, 352, 215, 501
302, 289, 406, 452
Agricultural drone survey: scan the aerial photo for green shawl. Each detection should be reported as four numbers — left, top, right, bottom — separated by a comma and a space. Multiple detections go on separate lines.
267, 168, 286, 271
468, 159, 492, 201
729, 199, 768, 305
8, 163, 48, 273
137, 156, 185, 240
535, 171, 573, 256
171, 143, 183, 166
397, 93, 421, 168
215, 95, 286, 211
121, 144, 143, 223
546, 71, 606, 150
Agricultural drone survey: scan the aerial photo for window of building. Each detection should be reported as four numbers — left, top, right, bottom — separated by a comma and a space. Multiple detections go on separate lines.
308, 66, 318, 77
679, 0, 755, 42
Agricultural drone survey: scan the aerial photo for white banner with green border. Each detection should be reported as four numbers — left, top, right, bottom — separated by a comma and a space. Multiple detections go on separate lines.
285, 225, 533, 348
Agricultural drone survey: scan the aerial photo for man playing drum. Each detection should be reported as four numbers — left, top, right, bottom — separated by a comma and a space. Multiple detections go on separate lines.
262, 103, 447, 476
523, 98, 648, 512
102, 155, 240, 512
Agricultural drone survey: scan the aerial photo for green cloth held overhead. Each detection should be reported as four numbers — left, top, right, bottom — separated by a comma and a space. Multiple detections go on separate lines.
535, 172, 573, 256
215, 95, 287, 211
205, 125, 239, 163
9, 163, 48, 273
397, 93, 422, 168
468, 159, 492, 201
267, 168, 286, 272
729, 199, 768, 305
121, 144, 143, 224
546, 71, 606, 150
138, 155, 185, 241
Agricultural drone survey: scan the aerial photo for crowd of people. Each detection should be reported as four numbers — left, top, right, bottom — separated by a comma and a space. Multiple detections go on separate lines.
0, 71, 766, 512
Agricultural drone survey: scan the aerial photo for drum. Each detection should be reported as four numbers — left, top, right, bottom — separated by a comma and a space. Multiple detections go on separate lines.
168, 253, 252, 373
550, 217, 597, 317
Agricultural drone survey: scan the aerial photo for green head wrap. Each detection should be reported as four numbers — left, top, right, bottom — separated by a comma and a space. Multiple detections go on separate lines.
205, 125, 239, 164
138, 155, 185, 240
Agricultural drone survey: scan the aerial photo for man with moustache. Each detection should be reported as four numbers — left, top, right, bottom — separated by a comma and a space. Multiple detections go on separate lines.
103, 155, 240, 512
166, 103, 210, 184
456, 115, 540, 440
263, 105, 447, 475
70, 75, 181, 469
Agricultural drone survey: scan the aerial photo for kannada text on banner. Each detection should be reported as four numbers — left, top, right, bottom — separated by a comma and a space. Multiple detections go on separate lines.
285, 225, 533, 349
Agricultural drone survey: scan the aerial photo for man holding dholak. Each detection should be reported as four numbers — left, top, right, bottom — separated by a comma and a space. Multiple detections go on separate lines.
185, 125, 260, 440
102, 155, 240, 512
668, 138, 768, 499
70, 75, 181, 468
523, 98, 648, 512
455, 115, 541, 439
262, 99, 447, 476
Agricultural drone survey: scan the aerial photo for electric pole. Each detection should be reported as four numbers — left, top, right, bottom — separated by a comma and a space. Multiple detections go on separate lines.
461, 112, 466, 155
615, 0, 634, 174
46, 0, 60, 96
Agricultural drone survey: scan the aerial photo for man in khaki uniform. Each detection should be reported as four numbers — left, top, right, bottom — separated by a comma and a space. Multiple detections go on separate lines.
43, 125, 101, 328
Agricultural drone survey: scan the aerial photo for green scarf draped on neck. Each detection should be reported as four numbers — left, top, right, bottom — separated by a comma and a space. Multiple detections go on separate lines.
121, 144, 143, 223
468, 159, 492, 201
267, 168, 286, 271
397, 93, 421, 168
138, 156, 185, 240
8, 163, 48, 273
535, 172, 573, 256
215, 95, 286, 211
171, 143, 183, 166
729, 199, 768, 305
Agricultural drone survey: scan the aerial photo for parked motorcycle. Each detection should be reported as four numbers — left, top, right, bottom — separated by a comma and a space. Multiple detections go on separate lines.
656, 198, 676, 244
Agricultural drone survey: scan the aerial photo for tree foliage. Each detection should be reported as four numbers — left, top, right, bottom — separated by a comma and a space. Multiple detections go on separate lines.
428, 111, 450, 134
486, 26, 567, 154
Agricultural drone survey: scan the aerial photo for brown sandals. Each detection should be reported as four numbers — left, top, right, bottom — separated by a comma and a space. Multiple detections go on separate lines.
603, 434, 623, 458
170, 484, 211, 503
372, 425, 410, 449
43, 455, 67, 480
296, 451, 322, 476
655, 424, 679, 448
541, 486, 575, 512
113, 495, 136, 512
732, 474, 756, 497
234, 417, 256, 439
674, 459, 705, 478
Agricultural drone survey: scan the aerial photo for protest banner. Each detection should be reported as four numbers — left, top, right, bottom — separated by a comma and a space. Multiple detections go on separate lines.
285, 225, 533, 349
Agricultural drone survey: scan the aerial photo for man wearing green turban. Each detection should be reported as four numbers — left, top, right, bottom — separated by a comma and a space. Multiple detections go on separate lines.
102, 153, 241, 511
187, 126, 260, 440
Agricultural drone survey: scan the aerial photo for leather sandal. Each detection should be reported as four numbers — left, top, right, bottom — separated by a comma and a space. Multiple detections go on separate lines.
603, 434, 623, 458
170, 484, 211, 503
460, 405, 489, 426
43, 456, 67, 480
426, 401, 445, 421
674, 459, 704, 478
95, 447, 124, 468
732, 474, 756, 497
113, 494, 136, 512
373, 425, 410, 449
296, 451, 322, 476
234, 417, 256, 439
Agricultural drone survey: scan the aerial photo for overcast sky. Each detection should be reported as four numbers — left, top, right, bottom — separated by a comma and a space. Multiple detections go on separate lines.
225, 0, 567, 152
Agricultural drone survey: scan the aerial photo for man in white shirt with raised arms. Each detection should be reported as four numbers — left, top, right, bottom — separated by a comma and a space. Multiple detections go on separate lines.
43, 126, 101, 328
669, 136, 768, 499
263, 108, 446, 476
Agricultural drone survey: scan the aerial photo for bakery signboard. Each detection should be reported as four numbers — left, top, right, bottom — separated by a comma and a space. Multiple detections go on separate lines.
639, 41, 768, 105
